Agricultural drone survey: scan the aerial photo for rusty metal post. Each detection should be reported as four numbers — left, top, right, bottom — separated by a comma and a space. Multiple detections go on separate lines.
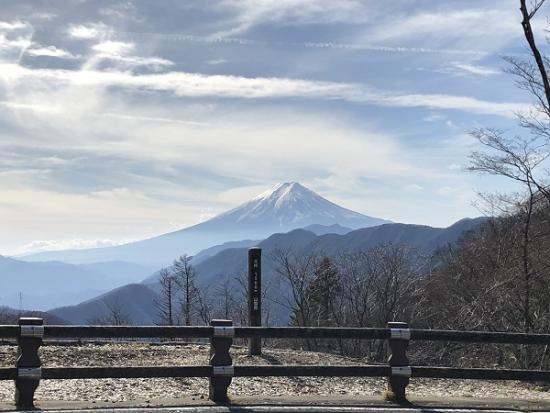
15, 317, 43, 409
387, 321, 410, 403
248, 247, 262, 355
209, 319, 233, 403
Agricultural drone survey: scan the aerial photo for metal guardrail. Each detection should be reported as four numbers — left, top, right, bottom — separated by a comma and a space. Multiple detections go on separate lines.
1, 317, 550, 409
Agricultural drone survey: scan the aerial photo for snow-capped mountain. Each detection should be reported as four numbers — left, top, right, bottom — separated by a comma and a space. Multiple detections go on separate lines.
23, 182, 389, 266
197, 182, 388, 232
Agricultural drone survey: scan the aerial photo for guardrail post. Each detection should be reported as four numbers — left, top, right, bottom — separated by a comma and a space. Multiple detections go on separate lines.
209, 319, 233, 404
387, 321, 410, 403
15, 317, 43, 409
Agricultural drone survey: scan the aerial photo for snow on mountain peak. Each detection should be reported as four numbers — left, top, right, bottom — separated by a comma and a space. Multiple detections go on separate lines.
254, 182, 303, 201
208, 181, 390, 233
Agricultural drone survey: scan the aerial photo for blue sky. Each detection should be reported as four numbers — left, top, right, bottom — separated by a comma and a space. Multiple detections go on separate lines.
0, 0, 545, 255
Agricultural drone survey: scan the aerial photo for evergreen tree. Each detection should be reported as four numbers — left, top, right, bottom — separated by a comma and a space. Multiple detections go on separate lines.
308, 256, 341, 327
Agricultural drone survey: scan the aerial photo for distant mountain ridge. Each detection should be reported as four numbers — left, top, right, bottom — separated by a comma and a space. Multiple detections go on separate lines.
55, 217, 486, 325
302, 223, 353, 235
190, 217, 487, 290
22, 182, 390, 267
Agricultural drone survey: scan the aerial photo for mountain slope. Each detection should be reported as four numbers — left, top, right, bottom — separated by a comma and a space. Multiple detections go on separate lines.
191, 239, 261, 265
22, 182, 390, 267
50, 283, 159, 325
0, 306, 67, 324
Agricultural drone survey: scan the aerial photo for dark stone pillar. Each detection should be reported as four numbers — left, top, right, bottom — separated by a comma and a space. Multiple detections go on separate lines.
387, 321, 410, 403
209, 319, 233, 403
248, 247, 262, 355
15, 317, 43, 409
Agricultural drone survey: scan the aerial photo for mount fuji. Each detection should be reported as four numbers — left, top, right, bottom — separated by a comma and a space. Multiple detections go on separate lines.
23, 182, 390, 266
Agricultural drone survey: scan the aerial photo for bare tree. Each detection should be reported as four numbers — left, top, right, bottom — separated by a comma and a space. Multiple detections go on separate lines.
173, 254, 199, 326
154, 267, 177, 326
272, 249, 318, 328
468, 1, 550, 338
215, 275, 239, 320
195, 286, 212, 325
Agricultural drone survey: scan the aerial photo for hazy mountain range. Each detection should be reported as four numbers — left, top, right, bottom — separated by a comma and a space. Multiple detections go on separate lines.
0, 256, 155, 310
52, 217, 485, 324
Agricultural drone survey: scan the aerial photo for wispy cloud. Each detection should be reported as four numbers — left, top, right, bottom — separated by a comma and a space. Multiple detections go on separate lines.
418, 61, 502, 77
365, 8, 518, 46
450, 62, 500, 76
206, 58, 228, 65
88, 40, 173, 70
107, 28, 487, 56
212, 0, 369, 37
17, 238, 130, 255
26, 45, 77, 59
301, 41, 485, 56
0, 63, 525, 117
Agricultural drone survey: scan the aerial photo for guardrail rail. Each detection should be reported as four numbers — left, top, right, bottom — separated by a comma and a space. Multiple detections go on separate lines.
1, 317, 550, 409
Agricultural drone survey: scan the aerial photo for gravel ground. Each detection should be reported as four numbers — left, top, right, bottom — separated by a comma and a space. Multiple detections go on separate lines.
0, 343, 549, 403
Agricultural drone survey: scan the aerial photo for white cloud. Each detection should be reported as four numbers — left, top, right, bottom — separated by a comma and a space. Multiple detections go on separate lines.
378, 93, 522, 118
450, 62, 500, 76
67, 23, 108, 39
26, 45, 76, 59
0, 63, 525, 117
0, 35, 31, 52
0, 21, 30, 31
419, 61, 502, 77
17, 238, 129, 255
89, 41, 174, 69
97, 54, 174, 69
92, 40, 134, 55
